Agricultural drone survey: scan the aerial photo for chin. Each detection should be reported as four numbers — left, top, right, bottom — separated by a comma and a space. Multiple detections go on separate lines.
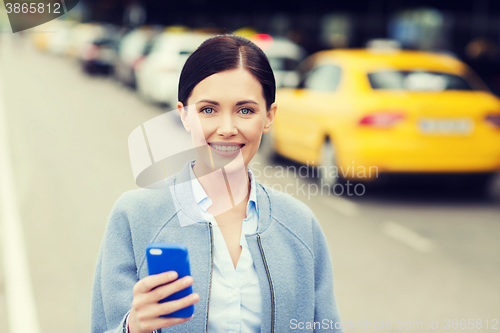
219, 152, 248, 174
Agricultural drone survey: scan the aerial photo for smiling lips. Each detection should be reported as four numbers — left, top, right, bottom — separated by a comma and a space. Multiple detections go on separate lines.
207, 142, 245, 156
208, 142, 245, 151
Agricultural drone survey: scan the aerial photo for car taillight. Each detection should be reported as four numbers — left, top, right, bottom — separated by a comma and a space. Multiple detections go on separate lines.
359, 112, 405, 127
251, 34, 273, 50
485, 114, 500, 128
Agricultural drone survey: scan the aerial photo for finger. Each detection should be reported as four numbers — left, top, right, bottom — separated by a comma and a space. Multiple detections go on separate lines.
148, 275, 194, 303
135, 294, 198, 322
156, 293, 200, 317
162, 315, 194, 328
138, 315, 193, 331
134, 271, 179, 294
132, 276, 193, 313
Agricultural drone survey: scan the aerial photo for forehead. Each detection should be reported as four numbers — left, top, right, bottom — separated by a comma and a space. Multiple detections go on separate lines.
189, 68, 265, 104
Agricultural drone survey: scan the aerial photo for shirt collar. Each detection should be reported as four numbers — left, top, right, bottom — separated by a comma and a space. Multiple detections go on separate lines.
188, 160, 258, 218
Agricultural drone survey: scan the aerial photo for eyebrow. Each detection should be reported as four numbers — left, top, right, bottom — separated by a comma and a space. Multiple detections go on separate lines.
195, 99, 258, 106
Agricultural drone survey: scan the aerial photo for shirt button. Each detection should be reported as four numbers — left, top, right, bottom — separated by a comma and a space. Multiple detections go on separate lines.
231, 289, 238, 296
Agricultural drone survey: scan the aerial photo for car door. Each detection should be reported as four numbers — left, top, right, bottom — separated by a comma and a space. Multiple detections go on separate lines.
275, 63, 343, 164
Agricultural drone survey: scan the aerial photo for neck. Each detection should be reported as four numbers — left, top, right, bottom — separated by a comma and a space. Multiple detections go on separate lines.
192, 160, 251, 216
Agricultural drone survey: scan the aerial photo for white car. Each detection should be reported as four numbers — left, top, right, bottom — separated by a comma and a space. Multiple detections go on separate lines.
114, 26, 162, 87
65, 23, 107, 59
135, 32, 216, 108
251, 34, 306, 88
46, 20, 78, 56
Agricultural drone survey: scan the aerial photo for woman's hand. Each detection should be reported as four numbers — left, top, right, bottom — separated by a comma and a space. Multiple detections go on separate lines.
128, 271, 200, 333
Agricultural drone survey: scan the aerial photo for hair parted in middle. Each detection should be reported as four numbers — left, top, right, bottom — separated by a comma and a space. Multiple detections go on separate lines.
178, 34, 276, 111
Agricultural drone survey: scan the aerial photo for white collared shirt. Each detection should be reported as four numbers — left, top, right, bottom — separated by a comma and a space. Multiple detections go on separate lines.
189, 161, 261, 333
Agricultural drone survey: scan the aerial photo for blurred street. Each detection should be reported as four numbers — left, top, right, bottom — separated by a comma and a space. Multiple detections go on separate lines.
0, 34, 499, 333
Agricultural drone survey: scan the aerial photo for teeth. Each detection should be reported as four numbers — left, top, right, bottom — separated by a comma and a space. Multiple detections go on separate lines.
210, 144, 242, 151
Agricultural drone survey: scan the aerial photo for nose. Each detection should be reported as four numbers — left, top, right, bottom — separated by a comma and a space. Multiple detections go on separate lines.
216, 112, 238, 137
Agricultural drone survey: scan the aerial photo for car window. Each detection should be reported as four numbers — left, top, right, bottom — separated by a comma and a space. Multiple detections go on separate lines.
304, 64, 342, 91
268, 57, 300, 71
368, 70, 476, 91
142, 39, 155, 56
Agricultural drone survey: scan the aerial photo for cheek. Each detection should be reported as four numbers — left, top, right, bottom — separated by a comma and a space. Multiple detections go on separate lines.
243, 118, 266, 145
188, 112, 213, 144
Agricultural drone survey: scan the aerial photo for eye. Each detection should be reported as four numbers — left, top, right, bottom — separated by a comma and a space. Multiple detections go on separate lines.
200, 107, 214, 114
239, 108, 254, 115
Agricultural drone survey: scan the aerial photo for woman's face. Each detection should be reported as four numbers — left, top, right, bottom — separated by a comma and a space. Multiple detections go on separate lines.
177, 68, 277, 173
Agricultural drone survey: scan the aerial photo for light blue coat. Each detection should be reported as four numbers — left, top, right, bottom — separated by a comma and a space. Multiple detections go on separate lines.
91, 160, 343, 333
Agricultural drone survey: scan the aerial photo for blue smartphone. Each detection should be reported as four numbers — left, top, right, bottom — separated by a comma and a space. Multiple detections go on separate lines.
146, 242, 194, 318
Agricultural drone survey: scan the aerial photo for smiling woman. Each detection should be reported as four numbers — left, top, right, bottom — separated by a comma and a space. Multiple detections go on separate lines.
178, 67, 275, 175
91, 34, 343, 333
176, 35, 277, 178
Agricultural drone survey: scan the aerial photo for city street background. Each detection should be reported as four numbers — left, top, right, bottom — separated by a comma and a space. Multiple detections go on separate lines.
0, 33, 499, 333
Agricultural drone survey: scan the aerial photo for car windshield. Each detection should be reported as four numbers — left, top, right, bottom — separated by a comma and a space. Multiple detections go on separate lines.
367, 70, 476, 91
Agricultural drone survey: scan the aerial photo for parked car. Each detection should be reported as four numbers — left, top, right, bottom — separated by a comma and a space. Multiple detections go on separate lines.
65, 23, 107, 58
47, 19, 78, 56
31, 19, 63, 52
135, 31, 216, 107
113, 25, 163, 88
80, 24, 124, 75
263, 48, 500, 189
250, 34, 306, 88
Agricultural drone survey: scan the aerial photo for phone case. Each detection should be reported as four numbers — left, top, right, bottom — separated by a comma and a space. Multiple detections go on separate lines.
146, 242, 194, 318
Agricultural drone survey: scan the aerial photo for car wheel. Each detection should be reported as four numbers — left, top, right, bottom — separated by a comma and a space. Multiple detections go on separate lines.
259, 129, 276, 162
487, 172, 500, 201
466, 172, 498, 198
318, 140, 342, 189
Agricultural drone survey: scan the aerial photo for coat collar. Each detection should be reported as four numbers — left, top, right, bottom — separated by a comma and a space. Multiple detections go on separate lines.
169, 159, 272, 233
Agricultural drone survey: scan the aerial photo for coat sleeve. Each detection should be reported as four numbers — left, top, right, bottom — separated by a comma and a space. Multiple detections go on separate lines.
311, 214, 343, 332
91, 192, 139, 333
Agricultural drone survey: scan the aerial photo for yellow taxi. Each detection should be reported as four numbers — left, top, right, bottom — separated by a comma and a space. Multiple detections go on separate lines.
264, 47, 500, 186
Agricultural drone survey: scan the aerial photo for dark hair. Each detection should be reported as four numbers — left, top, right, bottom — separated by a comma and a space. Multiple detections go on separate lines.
178, 34, 276, 111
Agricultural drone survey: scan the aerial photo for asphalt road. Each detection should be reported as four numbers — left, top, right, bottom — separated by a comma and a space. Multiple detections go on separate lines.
0, 34, 499, 333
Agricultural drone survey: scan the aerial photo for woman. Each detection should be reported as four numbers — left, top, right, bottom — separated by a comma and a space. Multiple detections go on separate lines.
91, 34, 343, 333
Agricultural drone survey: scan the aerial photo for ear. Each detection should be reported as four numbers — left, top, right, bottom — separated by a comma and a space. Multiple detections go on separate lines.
262, 102, 277, 134
177, 101, 191, 132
